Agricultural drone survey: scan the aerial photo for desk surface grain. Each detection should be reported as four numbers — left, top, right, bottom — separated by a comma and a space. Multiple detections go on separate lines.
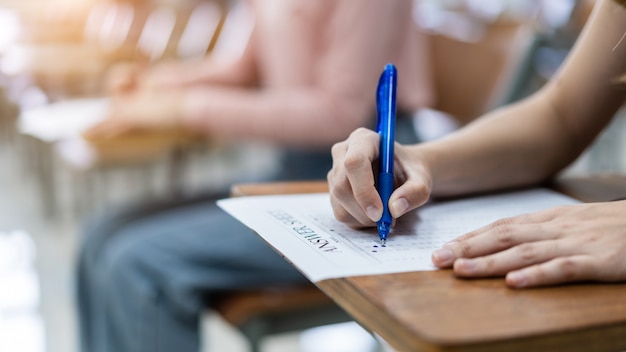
319, 272, 626, 351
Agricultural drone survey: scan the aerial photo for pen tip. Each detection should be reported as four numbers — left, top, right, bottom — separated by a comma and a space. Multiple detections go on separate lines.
378, 222, 390, 246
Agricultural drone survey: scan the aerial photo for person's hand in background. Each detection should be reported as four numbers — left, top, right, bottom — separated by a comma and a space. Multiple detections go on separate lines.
87, 59, 201, 138
84, 87, 184, 138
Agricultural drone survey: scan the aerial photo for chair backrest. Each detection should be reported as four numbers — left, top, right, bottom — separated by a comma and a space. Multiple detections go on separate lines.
428, 19, 535, 125
175, 1, 223, 59
207, 0, 254, 61
84, 1, 135, 54
135, 5, 178, 62
133, 0, 235, 63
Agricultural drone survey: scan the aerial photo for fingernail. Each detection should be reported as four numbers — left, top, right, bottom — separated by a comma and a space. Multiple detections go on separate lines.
456, 258, 476, 272
432, 248, 454, 266
507, 271, 528, 288
366, 206, 381, 222
390, 198, 409, 217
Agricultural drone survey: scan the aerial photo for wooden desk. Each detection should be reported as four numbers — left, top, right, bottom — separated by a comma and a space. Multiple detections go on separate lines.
231, 176, 626, 352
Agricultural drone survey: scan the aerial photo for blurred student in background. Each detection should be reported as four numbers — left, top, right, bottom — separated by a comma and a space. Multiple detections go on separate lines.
327, 0, 625, 290
77, 1, 434, 351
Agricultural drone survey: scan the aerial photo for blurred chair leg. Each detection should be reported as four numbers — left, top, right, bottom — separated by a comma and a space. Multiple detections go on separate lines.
167, 146, 188, 198
31, 137, 57, 218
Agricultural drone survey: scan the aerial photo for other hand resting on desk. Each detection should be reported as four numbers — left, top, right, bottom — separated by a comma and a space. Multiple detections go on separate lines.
431, 201, 626, 288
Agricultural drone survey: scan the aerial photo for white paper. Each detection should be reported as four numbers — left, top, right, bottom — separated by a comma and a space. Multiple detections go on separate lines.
18, 98, 109, 142
217, 189, 579, 282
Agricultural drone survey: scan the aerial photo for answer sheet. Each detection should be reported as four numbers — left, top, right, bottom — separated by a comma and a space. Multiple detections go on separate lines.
217, 189, 579, 282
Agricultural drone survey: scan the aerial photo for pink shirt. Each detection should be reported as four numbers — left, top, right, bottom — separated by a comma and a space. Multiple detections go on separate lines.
250, 0, 434, 113
182, 0, 435, 147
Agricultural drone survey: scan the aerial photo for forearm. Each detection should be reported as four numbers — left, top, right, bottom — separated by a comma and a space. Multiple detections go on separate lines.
164, 57, 257, 88
416, 92, 583, 197
142, 33, 259, 89
180, 86, 371, 149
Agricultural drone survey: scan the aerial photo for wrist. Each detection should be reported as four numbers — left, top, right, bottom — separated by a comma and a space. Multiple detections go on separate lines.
405, 143, 434, 188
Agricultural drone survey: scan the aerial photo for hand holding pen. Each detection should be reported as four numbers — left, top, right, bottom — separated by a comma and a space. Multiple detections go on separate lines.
328, 63, 430, 240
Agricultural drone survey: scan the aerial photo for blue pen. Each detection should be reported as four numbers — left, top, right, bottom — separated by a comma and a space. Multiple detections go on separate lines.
376, 63, 397, 246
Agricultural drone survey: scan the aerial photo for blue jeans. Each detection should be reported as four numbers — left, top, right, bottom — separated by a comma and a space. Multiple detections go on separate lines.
76, 149, 332, 352
77, 194, 310, 352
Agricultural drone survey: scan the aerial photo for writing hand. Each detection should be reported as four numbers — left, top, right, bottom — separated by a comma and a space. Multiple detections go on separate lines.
432, 201, 626, 288
327, 127, 431, 228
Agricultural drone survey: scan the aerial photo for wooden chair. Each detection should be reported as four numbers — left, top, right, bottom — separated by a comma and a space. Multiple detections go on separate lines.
2, 0, 148, 97
0, 87, 19, 143
11, 0, 231, 218
428, 18, 535, 125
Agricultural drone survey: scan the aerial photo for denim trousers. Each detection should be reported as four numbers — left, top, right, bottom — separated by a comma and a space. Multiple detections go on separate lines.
77, 194, 312, 352
76, 149, 332, 352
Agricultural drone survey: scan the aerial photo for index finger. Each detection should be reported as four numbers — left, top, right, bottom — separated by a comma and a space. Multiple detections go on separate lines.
343, 128, 384, 222
432, 211, 557, 268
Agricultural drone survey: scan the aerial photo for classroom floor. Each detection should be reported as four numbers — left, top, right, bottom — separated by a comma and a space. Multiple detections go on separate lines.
0, 108, 625, 352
